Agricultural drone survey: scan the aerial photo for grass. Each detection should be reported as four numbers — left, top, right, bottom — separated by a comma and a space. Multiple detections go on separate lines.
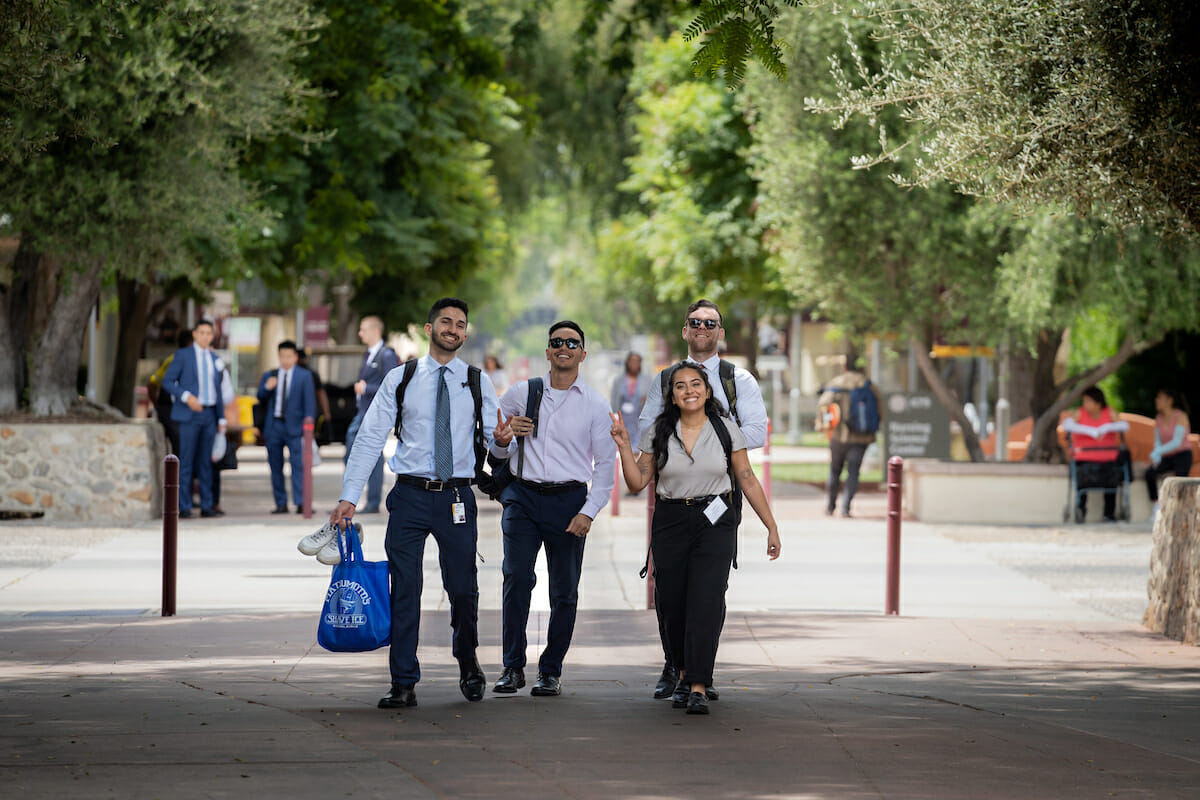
771, 431, 829, 448
753, 462, 883, 485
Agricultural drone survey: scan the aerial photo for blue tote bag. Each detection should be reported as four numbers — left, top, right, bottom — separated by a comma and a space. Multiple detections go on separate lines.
317, 519, 391, 652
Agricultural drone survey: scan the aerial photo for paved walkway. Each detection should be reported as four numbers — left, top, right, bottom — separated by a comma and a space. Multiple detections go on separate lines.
1, 446, 1197, 798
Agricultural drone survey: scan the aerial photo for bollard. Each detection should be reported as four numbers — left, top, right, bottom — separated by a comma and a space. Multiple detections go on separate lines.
162, 454, 179, 617
885, 456, 903, 615
646, 478, 656, 610
610, 457, 620, 517
763, 419, 773, 505
302, 416, 314, 519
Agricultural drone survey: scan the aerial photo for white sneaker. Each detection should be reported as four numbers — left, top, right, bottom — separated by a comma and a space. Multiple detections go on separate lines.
297, 521, 338, 556
316, 522, 364, 565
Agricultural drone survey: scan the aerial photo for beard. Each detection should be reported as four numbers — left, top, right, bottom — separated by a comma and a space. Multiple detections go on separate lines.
432, 333, 464, 355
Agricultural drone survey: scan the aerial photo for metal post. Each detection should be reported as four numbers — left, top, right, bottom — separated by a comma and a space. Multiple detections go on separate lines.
763, 419, 772, 505
646, 478, 656, 610
162, 454, 179, 617
885, 456, 903, 615
610, 458, 620, 517
302, 416, 314, 519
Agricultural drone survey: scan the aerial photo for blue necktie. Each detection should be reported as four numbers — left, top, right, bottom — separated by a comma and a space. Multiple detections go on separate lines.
199, 352, 209, 406
434, 366, 453, 480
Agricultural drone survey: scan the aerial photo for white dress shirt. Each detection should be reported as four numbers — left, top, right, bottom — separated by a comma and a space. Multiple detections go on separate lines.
637, 353, 768, 450
340, 355, 500, 505
492, 375, 616, 520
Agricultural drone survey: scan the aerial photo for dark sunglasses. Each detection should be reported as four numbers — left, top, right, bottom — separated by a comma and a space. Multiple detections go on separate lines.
548, 337, 582, 350
686, 318, 720, 330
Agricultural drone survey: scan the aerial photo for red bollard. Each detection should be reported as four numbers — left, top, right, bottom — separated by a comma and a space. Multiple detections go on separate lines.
162, 454, 178, 617
302, 416, 314, 519
763, 419, 773, 505
885, 456, 903, 615
610, 457, 620, 517
646, 478, 656, 610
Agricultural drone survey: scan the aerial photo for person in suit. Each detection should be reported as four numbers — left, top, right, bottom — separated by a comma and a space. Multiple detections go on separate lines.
162, 319, 226, 518
343, 316, 400, 513
257, 340, 317, 514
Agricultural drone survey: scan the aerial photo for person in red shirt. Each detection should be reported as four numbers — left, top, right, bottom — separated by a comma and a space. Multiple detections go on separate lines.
1062, 386, 1129, 522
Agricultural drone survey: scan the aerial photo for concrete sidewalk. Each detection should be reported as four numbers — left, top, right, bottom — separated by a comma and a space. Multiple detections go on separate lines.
1, 445, 1198, 798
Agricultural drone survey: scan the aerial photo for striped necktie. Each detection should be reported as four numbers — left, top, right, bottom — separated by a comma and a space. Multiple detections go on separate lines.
434, 366, 453, 480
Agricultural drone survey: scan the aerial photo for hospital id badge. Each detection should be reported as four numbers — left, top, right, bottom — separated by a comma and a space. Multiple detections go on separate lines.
452, 502, 467, 525
703, 495, 728, 525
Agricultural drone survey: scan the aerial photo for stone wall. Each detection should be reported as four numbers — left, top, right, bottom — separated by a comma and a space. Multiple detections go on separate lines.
1144, 478, 1200, 644
0, 421, 167, 522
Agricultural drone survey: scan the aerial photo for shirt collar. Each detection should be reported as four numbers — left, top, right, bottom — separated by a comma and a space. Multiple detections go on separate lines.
366, 341, 383, 360
424, 354, 465, 377
542, 373, 582, 393
688, 353, 721, 371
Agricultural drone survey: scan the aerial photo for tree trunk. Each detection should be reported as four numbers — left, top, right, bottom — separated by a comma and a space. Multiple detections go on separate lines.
1021, 329, 1067, 462
911, 334, 985, 461
0, 282, 18, 412
109, 277, 152, 416
12, 243, 105, 416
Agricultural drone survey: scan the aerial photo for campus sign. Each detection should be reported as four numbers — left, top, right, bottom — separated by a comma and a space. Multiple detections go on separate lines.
885, 393, 950, 460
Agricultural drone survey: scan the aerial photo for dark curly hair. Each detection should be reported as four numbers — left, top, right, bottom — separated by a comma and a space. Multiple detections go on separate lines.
651, 361, 727, 472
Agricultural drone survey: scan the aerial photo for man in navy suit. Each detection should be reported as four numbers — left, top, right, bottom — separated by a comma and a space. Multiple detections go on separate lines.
343, 316, 399, 513
258, 340, 317, 513
163, 319, 226, 518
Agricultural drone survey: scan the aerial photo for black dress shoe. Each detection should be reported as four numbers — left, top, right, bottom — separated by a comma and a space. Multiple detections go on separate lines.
200, 508, 218, 518
178, 509, 192, 519
705, 684, 719, 701
378, 684, 417, 709
686, 691, 710, 715
530, 673, 561, 696
670, 680, 690, 708
493, 666, 525, 694
459, 659, 486, 702
654, 663, 679, 699
271, 506, 288, 514
296, 506, 304, 514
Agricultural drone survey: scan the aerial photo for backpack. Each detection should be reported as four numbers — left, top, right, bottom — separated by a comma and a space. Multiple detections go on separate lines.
513, 378, 544, 483
391, 359, 510, 499
660, 360, 740, 425
829, 379, 880, 434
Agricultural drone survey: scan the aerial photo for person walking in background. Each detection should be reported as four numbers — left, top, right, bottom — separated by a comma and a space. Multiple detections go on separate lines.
611, 361, 780, 716
484, 354, 509, 395
490, 321, 615, 698
637, 299, 768, 702
329, 298, 506, 710
610, 352, 650, 458
162, 319, 226, 519
817, 360, 883, 518
344, 316, 399, 514
1146, 387, 1193, 519
258, 340, 316, 514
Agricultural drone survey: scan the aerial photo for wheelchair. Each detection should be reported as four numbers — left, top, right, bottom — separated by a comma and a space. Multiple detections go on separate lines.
1062, 432, 1131, 523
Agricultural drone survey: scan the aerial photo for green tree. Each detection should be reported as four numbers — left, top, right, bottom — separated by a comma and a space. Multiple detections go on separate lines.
805, 0, 1200, 236
582, 32, 787, 365
0, 1, 318, 415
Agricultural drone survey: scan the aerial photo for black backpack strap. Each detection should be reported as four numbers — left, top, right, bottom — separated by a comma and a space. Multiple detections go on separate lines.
391, 359, 420, 440
516, 377, 544, 480
707, 408, 739, 569
718, 359, 740, 426
467, 365, 486, 481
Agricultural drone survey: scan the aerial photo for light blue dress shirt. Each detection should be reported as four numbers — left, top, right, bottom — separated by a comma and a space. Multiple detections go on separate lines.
340, 355, 500, 505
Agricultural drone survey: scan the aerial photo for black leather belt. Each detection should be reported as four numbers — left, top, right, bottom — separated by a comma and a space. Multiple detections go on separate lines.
655, 492, 731, 506
517, 479, 586, 496
395, 475, 473, 492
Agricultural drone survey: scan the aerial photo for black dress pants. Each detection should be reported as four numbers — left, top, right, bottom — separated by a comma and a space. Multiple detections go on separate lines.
651, 501, 736, 687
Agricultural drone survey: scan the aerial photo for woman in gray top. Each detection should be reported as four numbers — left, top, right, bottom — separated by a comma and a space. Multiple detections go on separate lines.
610, 362, 781, 715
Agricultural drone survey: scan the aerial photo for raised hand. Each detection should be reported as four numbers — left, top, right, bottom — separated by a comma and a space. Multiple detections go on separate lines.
609, 411, 630, 449
493, 409, 515, 447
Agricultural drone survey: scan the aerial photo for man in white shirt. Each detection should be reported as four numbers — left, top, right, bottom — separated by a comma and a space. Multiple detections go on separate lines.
636, 299, 768, 701
489, 321, 616, 697
343, 316, 399, 513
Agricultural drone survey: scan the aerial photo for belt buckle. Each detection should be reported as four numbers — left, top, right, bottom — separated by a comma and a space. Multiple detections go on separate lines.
684, 496, 697, 506
425, 479, 445, 492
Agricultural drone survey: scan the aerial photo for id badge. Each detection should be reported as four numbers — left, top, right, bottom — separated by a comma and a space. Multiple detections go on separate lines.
452, 502, 467, 525
703, 495, 728, 526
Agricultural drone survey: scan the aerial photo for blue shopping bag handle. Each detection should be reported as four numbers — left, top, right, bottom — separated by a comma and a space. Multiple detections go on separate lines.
335, 516, 364, 564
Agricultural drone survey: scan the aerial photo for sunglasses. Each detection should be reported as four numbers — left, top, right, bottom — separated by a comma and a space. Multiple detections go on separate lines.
548, 337, 582, 350
686, 318, 720, 330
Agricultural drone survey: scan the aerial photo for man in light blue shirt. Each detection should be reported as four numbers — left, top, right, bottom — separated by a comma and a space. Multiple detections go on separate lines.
489, 321, 616, 698
330, 297, 509, 709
